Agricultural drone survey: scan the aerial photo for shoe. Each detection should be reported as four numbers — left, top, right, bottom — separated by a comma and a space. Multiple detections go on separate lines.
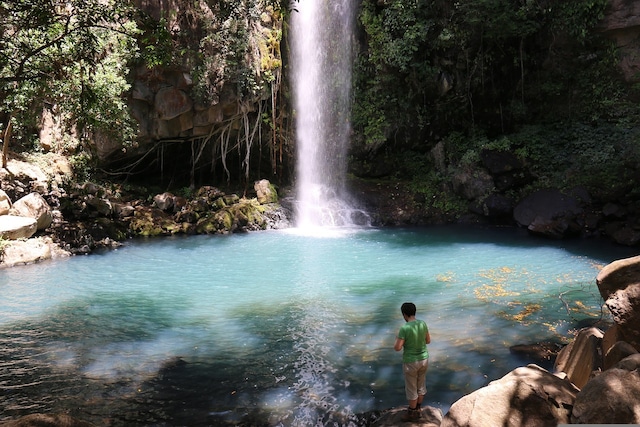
401, 407, 420, 422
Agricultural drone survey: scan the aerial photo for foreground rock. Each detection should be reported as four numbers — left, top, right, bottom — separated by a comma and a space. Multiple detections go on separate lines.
571, 354, 640, 424
372, 405, 443, 426
440, 364, 577, 427
0, 413, 95, 426
596, 254, 640, 350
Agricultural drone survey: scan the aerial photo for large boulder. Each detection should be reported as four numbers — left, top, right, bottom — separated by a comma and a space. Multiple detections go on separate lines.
372, 405, 443, 426
0, 189, 11, 215
596, 255, 640, 351
452, 169, 494, 201
513, 189, 583, 238
0, 215, 37, 240
441, 364, 578, 427
254, 179, 278, 204
0, 237, 69, 268
571, 354, 640, 424
12, 192, 53, 230
553, 326, 603, 389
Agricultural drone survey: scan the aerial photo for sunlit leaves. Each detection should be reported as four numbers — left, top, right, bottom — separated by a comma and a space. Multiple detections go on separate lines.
0, 0, 140, 149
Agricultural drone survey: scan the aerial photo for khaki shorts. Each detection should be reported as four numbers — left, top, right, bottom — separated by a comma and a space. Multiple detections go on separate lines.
403, 358, 429, 401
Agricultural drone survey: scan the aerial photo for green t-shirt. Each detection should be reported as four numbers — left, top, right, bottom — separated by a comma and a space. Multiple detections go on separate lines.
398, 319, 429, 363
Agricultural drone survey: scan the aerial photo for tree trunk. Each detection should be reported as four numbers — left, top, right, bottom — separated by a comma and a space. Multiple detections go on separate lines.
2, 117, 12, 169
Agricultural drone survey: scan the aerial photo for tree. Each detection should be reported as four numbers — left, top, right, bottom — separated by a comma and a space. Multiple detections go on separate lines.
0, 0, 140, 166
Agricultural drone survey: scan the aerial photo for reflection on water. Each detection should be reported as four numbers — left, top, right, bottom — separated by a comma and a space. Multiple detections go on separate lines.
0, 226, 636, 426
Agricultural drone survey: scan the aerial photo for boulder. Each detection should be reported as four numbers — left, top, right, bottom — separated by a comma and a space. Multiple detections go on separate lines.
596, 255, 640, 351
254, 179, 278, 204
482, 194, 513, 218
372, 405, 443, 427
553, 327, 603, 389
604, 341, 639, 370
0, 189, 12, 215
602, 324, 623, 358
0, 215, 37, 239
513, 189, 583, 238
85, 195, 113, 216
441, 364, 578, 427
0, 413, 96, 426
452, 169, 494, 201
571, 354, 640, 424
480, 149, 530, 191
0, 237, 69, 268
12, 192, 53, 230
153, 192, 175, 211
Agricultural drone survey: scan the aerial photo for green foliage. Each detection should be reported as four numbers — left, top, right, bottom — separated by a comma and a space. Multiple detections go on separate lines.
191, 0, 283, 105
138, 17, 174, 68
353, 0, 439, 147
0, 0, 141, 152
353, 0, 629, 155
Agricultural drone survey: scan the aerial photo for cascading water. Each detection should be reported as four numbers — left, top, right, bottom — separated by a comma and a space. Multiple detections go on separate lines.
291, 0, 368, 229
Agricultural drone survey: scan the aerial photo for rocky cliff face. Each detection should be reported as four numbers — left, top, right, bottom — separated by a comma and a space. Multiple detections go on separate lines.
95, 0, 288, 186
599, 0, 640, 82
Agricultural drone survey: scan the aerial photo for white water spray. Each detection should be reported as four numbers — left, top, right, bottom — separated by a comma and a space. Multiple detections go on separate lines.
291, 0, 368, 230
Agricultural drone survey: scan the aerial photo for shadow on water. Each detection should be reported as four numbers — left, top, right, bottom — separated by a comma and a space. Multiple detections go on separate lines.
0, 288, 532, 426
361, 224, 639, 261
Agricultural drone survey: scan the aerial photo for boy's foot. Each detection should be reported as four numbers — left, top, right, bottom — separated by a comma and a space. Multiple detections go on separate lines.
401, 407, 420, 422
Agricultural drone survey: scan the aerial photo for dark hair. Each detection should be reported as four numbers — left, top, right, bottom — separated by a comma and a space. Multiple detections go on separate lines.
401, 302, 416, 316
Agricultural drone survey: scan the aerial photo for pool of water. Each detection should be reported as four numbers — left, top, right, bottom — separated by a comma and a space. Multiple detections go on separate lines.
0, 226, 636, 426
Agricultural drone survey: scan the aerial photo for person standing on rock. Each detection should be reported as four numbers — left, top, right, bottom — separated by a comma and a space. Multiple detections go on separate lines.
394, 302, 431, 422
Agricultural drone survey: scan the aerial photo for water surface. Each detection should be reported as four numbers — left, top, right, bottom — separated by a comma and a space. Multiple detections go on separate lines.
0, 226, 636, 426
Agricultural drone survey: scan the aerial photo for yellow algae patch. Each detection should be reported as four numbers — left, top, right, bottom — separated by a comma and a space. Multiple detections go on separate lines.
473, 266, 543, 303
497, 303, 542, 323
474, 282, 520, 301
569, 300, 601, 317
436, 271, 455, 282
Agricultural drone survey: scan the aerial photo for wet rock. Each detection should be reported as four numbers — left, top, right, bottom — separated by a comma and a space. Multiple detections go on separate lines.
509, 341, 563, 365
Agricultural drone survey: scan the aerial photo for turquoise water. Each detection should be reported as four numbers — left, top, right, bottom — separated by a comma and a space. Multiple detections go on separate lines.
0, 226, 636, 426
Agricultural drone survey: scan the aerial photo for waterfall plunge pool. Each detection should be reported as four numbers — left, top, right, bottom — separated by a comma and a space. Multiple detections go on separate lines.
0, 226, 636, 426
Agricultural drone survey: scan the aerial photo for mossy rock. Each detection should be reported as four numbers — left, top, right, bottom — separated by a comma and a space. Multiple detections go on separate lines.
129, 207, 177, 237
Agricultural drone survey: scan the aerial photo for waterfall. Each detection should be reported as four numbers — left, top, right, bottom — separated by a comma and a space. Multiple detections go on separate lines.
290, 0, 368, 230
